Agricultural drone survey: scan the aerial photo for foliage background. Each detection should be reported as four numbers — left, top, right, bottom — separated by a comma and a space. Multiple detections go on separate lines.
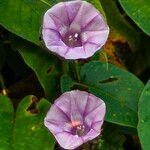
0, 0, 150, 149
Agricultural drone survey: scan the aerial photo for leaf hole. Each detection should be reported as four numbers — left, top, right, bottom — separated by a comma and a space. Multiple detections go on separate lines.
27, 96, 39, 114
39, 35, 42, 41
70, 84, 88, 91
46, 66, 54, 74
99, 76, 118, 84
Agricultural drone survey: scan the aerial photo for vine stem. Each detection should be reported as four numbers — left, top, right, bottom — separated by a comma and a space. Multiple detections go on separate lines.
62, 60, 69, 75
0, 74, 5, 89
74, 60, 81, 82
100, 50, 109, 71
0, 74, 7, 95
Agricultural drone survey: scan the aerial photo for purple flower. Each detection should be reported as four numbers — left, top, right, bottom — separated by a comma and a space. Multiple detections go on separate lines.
42, 1, 109, 59
44, 90, 106, 149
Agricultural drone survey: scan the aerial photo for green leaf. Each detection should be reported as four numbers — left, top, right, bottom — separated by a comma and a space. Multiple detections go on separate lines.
5, 48, 31, 78
0, 0, 106, 45
0, 95, 55, 150
0, 0, 51, 45
61, 61, 144, 128
13, 95, 55, 150
19, 44, 61, 99
119, 0, 150, 35
138, 80, 150, 150
10, 35, 61, 99
99, 124, 125, 150
80, 61, 144, 128
0, 95, 14, 150
100, 0, 140, 51
60, 74, 77, 93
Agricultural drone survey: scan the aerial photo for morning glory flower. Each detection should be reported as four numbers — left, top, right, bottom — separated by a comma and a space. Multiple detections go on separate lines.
42, 1, 109, 59
44, 90, 106, 149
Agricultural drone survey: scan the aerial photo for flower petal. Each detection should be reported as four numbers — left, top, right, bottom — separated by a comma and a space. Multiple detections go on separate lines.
55, 132, 83, 149
84, 102, 106, 127
83, 42, 100, 57
82, 14, 108, 31
44, 90, 106, 149
71, 1, 99, 28
42, 28, 61, 46
83, 93, 106, 128
42, 1, 109, 59
84, 94, 105, 115
54, 91, 84, 123
92, 121, 104, 132
42, 12, 57, 30
82, 129, 100, 143
44, 104, 71, 134
69, 90, 90, 123
64, 47, 86, 59
70, 90, 89, 116
82, 30, 109, 44
48, 45, 69, 58
54, 92, 72, 119
48, 2, 69, 27
65, 1, 82, 23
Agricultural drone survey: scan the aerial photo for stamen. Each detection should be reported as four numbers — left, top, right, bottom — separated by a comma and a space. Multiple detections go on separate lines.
74, 33, 79, 38
68, 33, 79, 46
71, 120, 81, 127
69, 35, 73, 39
62, 30, 82, 47
76, 125, 85, 136
71, 120, 85, 136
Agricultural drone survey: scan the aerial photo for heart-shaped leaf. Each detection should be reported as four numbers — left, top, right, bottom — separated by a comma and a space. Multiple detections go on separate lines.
0, 95, 14, 150
0, 0, 106, 45
119, 0, 150, 35
0, 95, 55, 150
138, 80, 150, 150
61, 61, 144, 128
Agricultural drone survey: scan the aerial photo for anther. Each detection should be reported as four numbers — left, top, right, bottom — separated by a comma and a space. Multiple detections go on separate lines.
74, 33, 79, 38
76, 125, 85, 136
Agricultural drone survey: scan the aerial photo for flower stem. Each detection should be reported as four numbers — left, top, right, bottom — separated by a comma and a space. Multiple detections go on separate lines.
39, 0, 51, 6
100, 50, 109, 71
0, 74, 7, 95
0, 74, 5, 89
62, 60, 69, 74
74, 60, 81, 82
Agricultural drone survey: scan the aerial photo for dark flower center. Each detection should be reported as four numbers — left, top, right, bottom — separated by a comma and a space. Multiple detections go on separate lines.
75, 125, 85, 136
71, 121, 90, 137
60, 23, 82, 47
62, 32, 82, 47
